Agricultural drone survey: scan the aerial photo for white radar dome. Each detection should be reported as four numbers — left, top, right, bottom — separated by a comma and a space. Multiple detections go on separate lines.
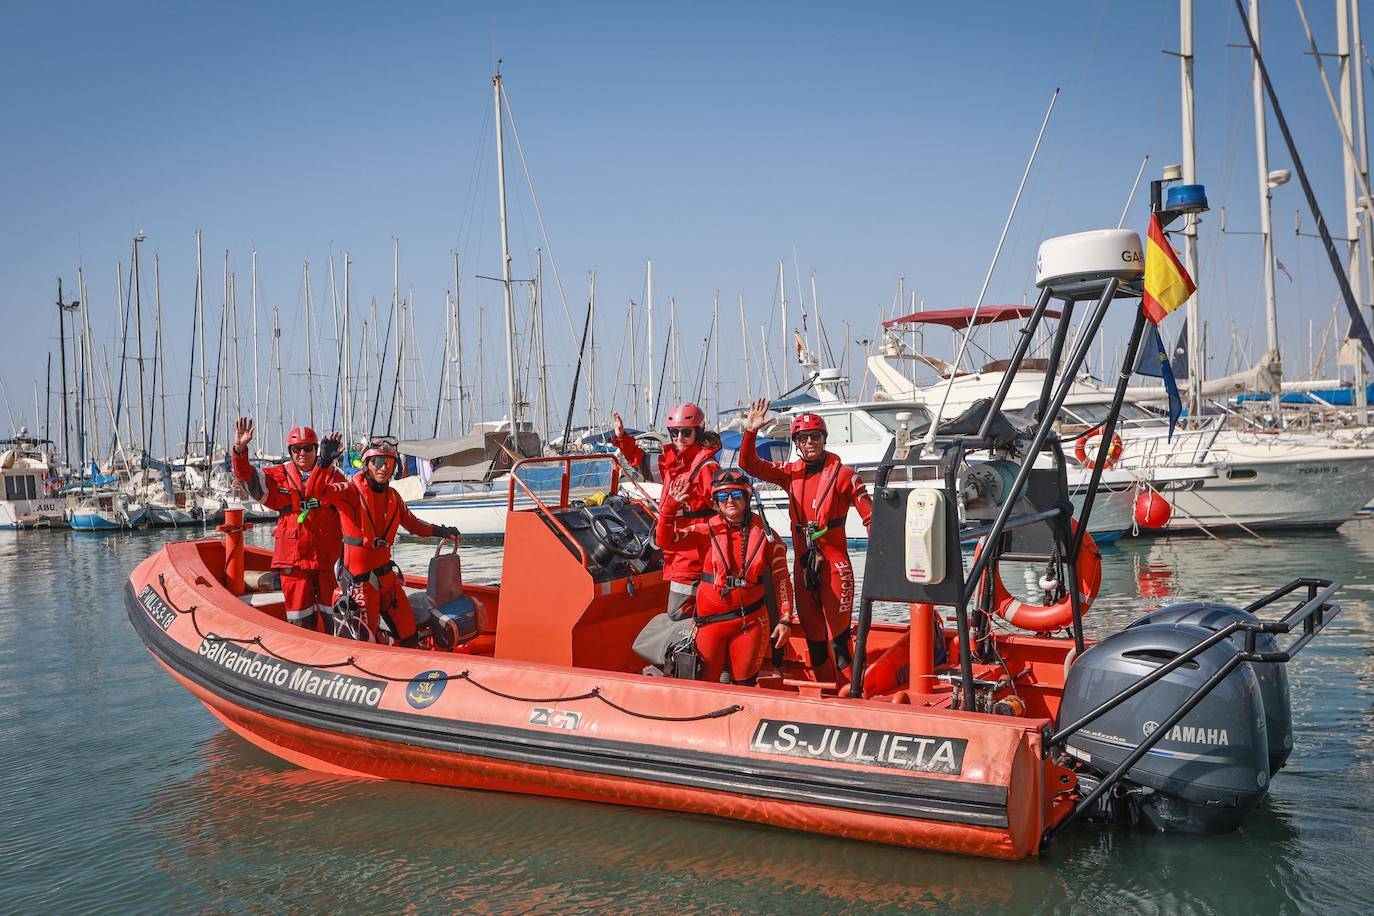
1035, 229, 1143, 290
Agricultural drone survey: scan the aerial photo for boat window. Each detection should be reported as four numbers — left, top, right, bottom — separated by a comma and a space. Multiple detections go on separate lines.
825, 412, 853, 445
846, 412, 885, 445
25, 475, 37, 499
863, 406, 934, 434
3, 476, 17, 500
1226, 468, 1258, 480
1061, 402, 1160, 426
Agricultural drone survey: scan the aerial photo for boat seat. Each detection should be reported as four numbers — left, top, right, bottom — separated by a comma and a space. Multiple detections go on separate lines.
239, 591, 286, 608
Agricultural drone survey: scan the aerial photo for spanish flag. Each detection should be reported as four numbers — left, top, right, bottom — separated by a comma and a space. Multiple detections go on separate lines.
1143, 213, 1196, 324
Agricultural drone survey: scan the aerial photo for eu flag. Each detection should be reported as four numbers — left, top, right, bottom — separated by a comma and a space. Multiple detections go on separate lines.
1133, 324, 1183, 441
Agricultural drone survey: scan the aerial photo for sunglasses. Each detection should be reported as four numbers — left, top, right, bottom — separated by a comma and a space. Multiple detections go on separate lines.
793, 431, 825, 443
365, 456, 396, 469
289, 444, 318, 454
667, 427, 696, 439
713, 490, 748, 503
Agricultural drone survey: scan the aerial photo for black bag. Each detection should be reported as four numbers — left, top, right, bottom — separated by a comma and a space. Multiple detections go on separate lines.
668, 643, 702, 680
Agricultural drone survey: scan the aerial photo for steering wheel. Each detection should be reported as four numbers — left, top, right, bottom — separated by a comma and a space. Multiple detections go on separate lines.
591, 513, 649, 560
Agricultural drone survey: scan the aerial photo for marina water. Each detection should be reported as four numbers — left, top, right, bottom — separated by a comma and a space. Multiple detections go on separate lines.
3, 524, 1372, 913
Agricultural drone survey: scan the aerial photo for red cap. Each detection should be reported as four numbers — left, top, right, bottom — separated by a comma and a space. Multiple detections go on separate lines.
666, 403, 706, 429
287, 427, 318, 447
790, 413, 827, 438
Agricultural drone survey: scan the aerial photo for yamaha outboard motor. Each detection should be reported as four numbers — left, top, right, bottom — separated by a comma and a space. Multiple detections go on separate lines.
1059, 623, 1270, 834
1130, 601, 1292, 773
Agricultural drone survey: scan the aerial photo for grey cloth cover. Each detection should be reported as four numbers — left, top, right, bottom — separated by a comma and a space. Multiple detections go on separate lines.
633, 612, 694, 666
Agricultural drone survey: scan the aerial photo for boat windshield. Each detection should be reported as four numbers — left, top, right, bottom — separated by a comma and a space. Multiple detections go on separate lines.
1061, 402, 1161, 426
862, 406, 935, 434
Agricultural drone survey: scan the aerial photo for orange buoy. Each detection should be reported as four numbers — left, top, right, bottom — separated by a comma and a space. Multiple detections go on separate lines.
1134, 490, 1173, 529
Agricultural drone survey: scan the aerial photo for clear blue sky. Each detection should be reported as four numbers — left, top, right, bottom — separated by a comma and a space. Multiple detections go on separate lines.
1, 1, 1366, 453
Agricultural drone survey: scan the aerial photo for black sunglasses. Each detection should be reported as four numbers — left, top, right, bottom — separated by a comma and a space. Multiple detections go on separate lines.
289, 443, 318, 453
667, 427, 696, 439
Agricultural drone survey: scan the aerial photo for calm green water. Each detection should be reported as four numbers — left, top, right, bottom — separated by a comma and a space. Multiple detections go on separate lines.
2, 522, 1372, 913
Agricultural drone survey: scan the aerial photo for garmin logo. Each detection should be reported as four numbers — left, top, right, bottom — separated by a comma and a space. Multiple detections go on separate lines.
1122, 249, 1143, 263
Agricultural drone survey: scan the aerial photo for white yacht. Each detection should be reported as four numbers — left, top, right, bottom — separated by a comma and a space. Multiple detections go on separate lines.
740, 397, 1213, 545
0, 431, 65, 529
868, 307, 1374, 532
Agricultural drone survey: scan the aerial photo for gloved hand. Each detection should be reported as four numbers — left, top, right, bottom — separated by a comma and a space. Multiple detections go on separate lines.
432, 525, 461, 541
318, 436, 343, 466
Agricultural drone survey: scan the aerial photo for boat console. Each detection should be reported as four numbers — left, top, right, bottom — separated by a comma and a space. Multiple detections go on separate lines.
494, 456, 669, 672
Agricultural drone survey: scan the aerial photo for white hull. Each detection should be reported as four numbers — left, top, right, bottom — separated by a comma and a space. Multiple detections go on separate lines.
1149, 445, 1374, 531
0, 497, 65, 529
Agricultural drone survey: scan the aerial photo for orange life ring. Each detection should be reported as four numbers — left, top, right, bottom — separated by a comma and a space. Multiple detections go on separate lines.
1074, 430, 1123, 469
971, 520, 1101, 632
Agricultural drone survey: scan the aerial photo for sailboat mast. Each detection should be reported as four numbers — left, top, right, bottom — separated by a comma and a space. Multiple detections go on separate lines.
452, 250, 464, 436
535, 249, 549, 444
811, 273, 824, 368
1339, 0, 1369, 421
645, 260, 655, 428
251, 251, 261, 438
196, 231, 208, 456
56, 279, 72, 467
670, 296, 680, 403
494, 71, 521, 440
304, 260, 316, 429
1248, 0, 1281, 417
713, 291, 720, 416
587, 271, 597, 429
738, 292, 750, 402
273, 306, 285, 450
342, 252, 352, 449
154, 254, 169, 459
130, 229, 147, 458
778, 260, 789, 390
1179, 0, 1204, 414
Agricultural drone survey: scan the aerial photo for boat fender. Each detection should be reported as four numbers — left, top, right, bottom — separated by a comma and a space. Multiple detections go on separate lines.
1074, 430, 1124, 469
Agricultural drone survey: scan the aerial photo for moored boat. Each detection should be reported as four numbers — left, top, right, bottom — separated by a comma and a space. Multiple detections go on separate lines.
127, 228, 1343, 859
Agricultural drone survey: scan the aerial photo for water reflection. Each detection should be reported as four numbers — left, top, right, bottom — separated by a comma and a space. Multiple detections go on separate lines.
3, 521, 1374, 911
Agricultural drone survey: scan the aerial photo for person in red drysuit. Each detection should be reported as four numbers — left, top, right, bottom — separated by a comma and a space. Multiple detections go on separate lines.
656, 468, 794, 685
231, 418, 345, 631
306, 437, 460, 646
739, 398, 872, 682
611, 403, 720, 620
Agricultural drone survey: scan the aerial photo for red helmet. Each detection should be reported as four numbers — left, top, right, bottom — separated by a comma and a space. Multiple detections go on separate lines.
666, 402, 706, 429
287, 427, 318, 447
790, 413, 827, 439
361, 437, 399, 471
710, 467, 753, 498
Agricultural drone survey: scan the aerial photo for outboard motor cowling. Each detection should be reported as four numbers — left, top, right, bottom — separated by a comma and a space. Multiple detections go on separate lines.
1130, 601, 1292, 773
1060, 623, 1270, 834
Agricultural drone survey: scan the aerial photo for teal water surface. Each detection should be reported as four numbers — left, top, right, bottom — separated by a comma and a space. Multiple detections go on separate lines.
1, 523, 1371, 913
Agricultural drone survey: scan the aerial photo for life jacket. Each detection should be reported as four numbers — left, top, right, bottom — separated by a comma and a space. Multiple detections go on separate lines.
338, 476, 404, 576
657, 443, 721, 584
694, 515, 775, 623
657, 444, 719, 517
265, 462, 342, 569
784, 453, 849, 541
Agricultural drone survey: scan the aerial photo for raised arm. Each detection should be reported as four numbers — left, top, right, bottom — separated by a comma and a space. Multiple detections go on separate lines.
738, 398, 789, 486
230, 417, 271, 502
610, 411, 646, 471
655, 476, 708, 549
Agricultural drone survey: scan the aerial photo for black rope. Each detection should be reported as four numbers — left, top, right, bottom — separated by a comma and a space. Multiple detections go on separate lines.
150, 575, 743, 722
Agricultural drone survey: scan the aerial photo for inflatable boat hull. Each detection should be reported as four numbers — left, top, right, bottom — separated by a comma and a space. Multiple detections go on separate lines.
127, 541, 1071, 859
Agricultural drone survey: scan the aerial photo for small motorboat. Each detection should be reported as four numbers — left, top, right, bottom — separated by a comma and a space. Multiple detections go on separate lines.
126, 226, 1340, 858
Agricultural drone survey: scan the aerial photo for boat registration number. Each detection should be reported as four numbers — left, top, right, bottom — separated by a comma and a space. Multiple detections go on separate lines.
750, 719, 967, 775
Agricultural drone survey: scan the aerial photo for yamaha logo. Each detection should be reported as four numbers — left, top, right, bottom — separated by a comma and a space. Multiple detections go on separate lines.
1143, 720, 1159, 737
